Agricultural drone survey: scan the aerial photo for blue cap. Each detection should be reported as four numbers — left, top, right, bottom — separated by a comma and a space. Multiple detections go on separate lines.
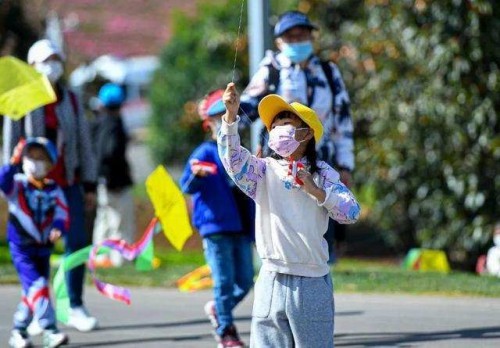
24, 137, 58, 164
98, 83, 125, 107
274, 11, 318, 37
199, 89, 225, 119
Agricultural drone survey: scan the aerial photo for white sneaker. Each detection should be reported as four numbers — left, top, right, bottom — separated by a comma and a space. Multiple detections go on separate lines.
67, 306, 98, 332
27, 320, 43, 336
8, 329, 32, 348
204, 300, 219, 329
43, 329, 69, 348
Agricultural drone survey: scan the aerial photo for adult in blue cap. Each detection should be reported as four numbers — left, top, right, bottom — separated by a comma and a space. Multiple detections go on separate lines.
240, 10, 355, 264
91, 83, 135, 267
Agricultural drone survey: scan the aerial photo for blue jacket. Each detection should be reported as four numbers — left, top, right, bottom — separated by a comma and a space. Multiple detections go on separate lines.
0, 164, 69, 248
180, 141, 250, 238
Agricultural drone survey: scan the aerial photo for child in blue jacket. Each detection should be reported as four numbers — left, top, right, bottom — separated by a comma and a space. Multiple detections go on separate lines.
1, 138, 69, 348
180, 90, 254, 348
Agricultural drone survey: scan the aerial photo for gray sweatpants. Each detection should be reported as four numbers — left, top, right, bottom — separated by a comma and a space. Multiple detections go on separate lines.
250, 268, 335, 348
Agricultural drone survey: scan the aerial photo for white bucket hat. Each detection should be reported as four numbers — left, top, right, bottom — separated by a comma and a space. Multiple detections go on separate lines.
27, 39, 65, 64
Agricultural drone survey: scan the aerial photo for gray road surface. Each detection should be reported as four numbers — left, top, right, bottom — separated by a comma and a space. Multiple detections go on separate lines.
0, 286, 499, 347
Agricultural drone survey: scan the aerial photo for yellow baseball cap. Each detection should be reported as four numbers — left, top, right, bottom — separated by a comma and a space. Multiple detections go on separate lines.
258, 94, 323, 143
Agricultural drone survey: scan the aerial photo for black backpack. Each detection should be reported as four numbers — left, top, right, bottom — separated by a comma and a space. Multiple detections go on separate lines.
266, 60, 338, 110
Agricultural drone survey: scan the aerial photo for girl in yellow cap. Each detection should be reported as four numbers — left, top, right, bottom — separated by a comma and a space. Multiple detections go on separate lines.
218, 83, 360, 347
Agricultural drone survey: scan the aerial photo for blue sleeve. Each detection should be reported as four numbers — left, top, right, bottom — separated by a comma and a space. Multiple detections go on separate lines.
180, 145, 210, 194
0, 164, 18, 197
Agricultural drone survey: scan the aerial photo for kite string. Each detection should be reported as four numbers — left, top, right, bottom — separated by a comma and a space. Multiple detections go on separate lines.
230, 0, 253, 125
231, 0, 246, 83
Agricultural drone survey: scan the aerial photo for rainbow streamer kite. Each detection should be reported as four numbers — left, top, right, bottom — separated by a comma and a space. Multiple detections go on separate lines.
54, 218, 159, 322
87, 218, 159, 305
176, 264, 213, 292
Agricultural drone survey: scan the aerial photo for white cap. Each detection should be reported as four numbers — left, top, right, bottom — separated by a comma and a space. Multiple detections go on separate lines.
27, 39, 65, 64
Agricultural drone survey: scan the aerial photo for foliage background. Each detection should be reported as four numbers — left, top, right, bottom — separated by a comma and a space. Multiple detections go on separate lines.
148, 0, 498, 269
322, 0, 498, 269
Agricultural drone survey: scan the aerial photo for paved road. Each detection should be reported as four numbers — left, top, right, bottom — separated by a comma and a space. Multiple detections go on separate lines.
1, 286, 499, 347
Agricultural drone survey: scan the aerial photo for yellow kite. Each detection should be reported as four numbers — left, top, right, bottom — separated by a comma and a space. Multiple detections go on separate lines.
146, 165, 193, 251
0, 56, 56, 119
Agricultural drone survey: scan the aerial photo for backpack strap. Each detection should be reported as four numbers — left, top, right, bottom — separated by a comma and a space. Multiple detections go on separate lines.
319, 60, 337, 113
268, 59, 338, 109
266, 63, 280, 94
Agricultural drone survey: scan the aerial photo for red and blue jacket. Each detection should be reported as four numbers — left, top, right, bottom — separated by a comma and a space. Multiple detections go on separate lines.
0, 164, 69, 248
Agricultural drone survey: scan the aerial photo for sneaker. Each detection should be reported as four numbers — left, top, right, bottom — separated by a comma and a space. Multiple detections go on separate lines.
204, 300, 219, 329
67, 306, 98, 332
43, 329, 68, 348
27, 320, 43, 336
218, 325, 245, 348
8, 329, 32, 348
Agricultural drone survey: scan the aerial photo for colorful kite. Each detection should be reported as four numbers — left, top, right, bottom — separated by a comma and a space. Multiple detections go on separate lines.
146, 165, 193, 251
0, 56, 56, 119
402, 248, 450, 273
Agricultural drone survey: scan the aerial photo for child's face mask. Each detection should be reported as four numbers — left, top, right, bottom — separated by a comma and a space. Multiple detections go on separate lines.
268, 124, 308, 158
22, 157, 48, 179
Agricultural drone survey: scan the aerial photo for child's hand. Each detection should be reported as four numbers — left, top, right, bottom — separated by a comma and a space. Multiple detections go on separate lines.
222, 82, 240, 123
297, 169, 327, 203
192, 166, 210, 177
190, 159, 217, 177
49, 228, 62, 243
10, 138, 26, 165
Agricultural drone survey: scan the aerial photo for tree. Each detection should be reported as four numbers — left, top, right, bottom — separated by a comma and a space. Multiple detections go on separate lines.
0, 0, 43, 59
148, 0, 252, 165
327, 0, 499, 268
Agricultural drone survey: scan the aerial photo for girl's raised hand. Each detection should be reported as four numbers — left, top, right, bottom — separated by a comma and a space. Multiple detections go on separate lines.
223, 82, 239, 123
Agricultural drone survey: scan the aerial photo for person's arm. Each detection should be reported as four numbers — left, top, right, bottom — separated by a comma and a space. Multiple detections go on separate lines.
52, 186, 70, 235
316, 162, 360, 224
329, 63, 355, 177
180, 147, 212, 194
0, 164, 18, 197
239, 53, 279, 127
0, 139, 25, 197
239, 65, 270, 125
2, 117, 23, 165
218, 83, 266, 200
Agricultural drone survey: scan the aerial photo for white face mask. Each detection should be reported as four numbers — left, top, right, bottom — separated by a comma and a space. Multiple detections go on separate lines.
494, 235, 500, 246
22, 158, 48, 179
35, 60, 64, 83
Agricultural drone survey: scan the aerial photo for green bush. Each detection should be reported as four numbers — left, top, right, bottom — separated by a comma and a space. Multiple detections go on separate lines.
327, 0, 499, 266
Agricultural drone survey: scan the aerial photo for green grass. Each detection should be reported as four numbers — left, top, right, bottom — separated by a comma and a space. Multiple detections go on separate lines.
1, 244, 498, 297
333, 258, 500, 297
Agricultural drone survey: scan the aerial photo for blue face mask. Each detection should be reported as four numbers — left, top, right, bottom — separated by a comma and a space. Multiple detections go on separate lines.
281, 41, 314, 63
